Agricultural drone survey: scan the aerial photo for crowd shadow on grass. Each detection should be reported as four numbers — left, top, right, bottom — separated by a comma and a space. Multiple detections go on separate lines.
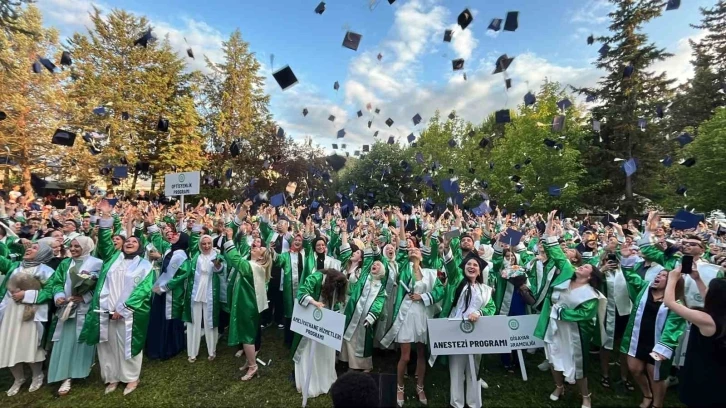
0, 328, 683, 407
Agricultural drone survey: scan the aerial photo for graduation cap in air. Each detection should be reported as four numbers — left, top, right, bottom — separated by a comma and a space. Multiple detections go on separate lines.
548, 186, 563, 197
51, 129, 76, 147
660, 155, 673, 167
373, 131, 379, 137
443, 29, 453, 42
515, 184, 524, 194
270, 193, 286, 208
230, 141, 241, 158
488, 18, 502, 31
452, 58, 465, 71
524, 92, 536, 106
441, 179, 460, 194
277, 127, 285, 138
303, 108, 309, 116
513, 163, 521, 170
510, 175, 521, 183
592, 120, 601, 132
495, 109, 511, 124
623, 64, 635, 78
407, 133, 416, 143
186, 47, 194, 59
60, 51, 72, 66
671, 209, 700, 230
500, 228, 524, 247
328, 115, 336, 122
552, 115, 565, 132
134, 29, 154, 47
32, 61, 41, 73
332, 143, 338, 149
505, 79, 512, 89
598, 44, 610, 58
637, 118, 647, 130
587, 34, 594, 45
543, 138, 557, 148
387, 136, 395, 144
503, 11, 519, 32
448, 111, 456, 120
315, 1, 326, 14
37, 56, 56, 73
675, 185, 687, 196
0, 111, 6, 121
493, 54, 514, 74
412, 113, 422, 126
457, 9, 473, 30
374, 107, 380, 114
342, 31, 362, 51
679, 158, 696, 168
337, 129, 346, 139
676, 133, 693, 147
362, 145, 369, 153
400, 160, 410, 171
334, 81, 340, 91
273, 65, 298, 90
623, 158, 637, 177
157, 117, 169, 132
326, 154, 347, 171
448, 139, 457, 148
415, 152, 424, 164
121, 112, 130, 120
385, 118, 394, 127
656, 105, 664, 119
111, 178, 121, 186
357, 110, 363, 118
135, 162, 151, 173
557, 99, 572, 110
489, 162, 495, 170
666, 0, 680, 11
366, 120, 372, 129
88, 143, 101, 156
113, 166, 128, 179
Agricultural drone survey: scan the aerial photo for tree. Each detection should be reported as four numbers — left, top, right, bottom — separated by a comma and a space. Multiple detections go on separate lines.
64, 8, 206, 191
0, 0, 37, 70
0, 5, 69, 193
691, 0, 726, 76
669, 107, 726, 212
576, 0, 675, 215
201, 29, 277, 188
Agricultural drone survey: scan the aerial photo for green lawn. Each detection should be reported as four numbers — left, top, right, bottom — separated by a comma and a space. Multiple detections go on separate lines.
0, 327, 683, 407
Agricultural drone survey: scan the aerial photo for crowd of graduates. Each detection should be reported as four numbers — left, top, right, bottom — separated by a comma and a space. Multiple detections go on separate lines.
0, 187, 724, 408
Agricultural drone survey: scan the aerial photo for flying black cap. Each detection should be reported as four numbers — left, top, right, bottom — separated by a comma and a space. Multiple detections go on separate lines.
32, 61, 41, 73
328, 114, 336, 122
385, 136, 394, 144
448, 111, 456, 120
495, 109, 511, 123
660, 156, 673, 167
0, 111, 6, 121
488, 18, 502, 31
357, 110, 363, 118
272, 65, 298, 90
342, 31, 362, 51
510, 175, 521, 183
524, 92, 536, 106
60, 51, 72, 66
412, 113, 422, 125
598, 44, 610, 57
543, 138, 557, 148
157, 117, 169, 132
444, 29, 453, 42
230, 141, 240, 157
676, 133, 693, 147
675, 186, 687, 196
515, 184, 524, 194
587, 34, 594, 45
448, 139, 457, 148
270, 193, 286, 208
623, 64, 635, 78
399, 199, 412, 215
552, 115, 565, 132
113, 166, 128, 179
493, 54, 514, 74
385, 118, 394, 127
458, 9, 473, 30
679, 158, 696, 167
51, 129, 76, 147
326, 154, 347, 171
337, 129, 346, 139
315, 1, 326, 14
187, 47, 194, 59
557, 99, 572, 110
479, 137, 489, 148
277, 127, 285, 138
38, 56, 56, 73
407, 133, 415, 143
332, 143, 338, 149
367, 120, 372, 128
548, 186, 562, 197
334, 81, 340, 91
363, 145, 369, 152
503, 11, 519, 32
415, 152, 424, 164
666, 0, 680, 11
452, 58, 465, 71
134, 29, 154, 47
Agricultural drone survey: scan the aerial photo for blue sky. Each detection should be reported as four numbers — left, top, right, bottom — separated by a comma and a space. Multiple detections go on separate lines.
38, 0, 713, 151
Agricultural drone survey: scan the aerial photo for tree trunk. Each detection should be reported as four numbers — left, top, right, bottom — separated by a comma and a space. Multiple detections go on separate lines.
22, 163, 33, 196
131, 171, 138, 191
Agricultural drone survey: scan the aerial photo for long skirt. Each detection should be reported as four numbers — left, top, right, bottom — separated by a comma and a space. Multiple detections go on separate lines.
145, 293, 185, 360
98, 319, 142, 384
0, 299, 46, 368
295, 339, 337, 399
47, 318, 95, 383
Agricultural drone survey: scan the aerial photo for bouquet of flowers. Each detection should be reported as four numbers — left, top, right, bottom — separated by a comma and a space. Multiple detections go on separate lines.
501, 264, 528, 288
59, 258, 103, 321
7, 273, 42, 321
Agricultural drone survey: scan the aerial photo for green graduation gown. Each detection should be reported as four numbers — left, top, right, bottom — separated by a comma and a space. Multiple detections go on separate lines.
222, 240, 259, 346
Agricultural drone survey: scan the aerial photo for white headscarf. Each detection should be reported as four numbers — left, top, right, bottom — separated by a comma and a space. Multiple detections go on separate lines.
71, 236, 96, 261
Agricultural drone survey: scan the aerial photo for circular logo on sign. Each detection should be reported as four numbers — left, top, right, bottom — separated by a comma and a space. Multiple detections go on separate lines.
694, 293, 703, 303
460, 320, 475, 334
179, 174, 185, 182
313, 308, 323, 321
508, 319, 519, 330
133, 276, 141, 284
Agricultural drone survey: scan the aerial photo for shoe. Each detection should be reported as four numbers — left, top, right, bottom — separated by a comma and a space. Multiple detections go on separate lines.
415, 384, 427, 406
208, 355, 216, 361
479, 378, 489, 389
538, 360, 551, 372
600, 376, 611, 389
396, 385, 404, 407
581, 392, 592, 408
241, 365, 259, 381
123, 381, 139, 396
550, 385, 565, 401
58, 379, 72, 396
28, 374, 44, 393
235, 350, 244, 358
105, 382, 119, 395
6, 378, 26, 397
277, 324, 284, 329
239, 361, 249, 371
666, 375, 679, 388
188, 357, 196, 363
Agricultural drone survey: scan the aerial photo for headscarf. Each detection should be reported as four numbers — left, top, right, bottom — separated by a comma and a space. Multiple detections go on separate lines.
22, 241, 54, 268
123, 236, 145, 259
71, 236, 96, 261
172, 232, 190, 253
198, 234, 214, 255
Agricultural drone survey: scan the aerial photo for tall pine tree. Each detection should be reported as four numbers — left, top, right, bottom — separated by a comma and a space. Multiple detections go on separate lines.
692, 0, 726, 76
577, 0, 675, 215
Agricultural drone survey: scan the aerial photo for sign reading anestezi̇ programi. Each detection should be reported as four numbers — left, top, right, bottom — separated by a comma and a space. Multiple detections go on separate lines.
164, 171, 200, 196
428, 316, 510, 356
290, 302, 345, 351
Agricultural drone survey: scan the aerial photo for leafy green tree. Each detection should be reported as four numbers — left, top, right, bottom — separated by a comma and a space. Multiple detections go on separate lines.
0, 5, 69, 192
0, 0, 36, 70
691, 0, 726, 76
576, 0, 675, 215
65, 8, 206, 191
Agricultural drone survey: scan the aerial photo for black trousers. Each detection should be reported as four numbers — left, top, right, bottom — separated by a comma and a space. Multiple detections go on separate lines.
261, 275, 284, 326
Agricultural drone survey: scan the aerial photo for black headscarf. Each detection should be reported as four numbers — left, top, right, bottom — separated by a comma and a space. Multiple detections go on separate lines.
171, 232, 190, 253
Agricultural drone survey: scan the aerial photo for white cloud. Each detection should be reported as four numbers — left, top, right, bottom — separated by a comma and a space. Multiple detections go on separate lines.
652, 32, 706, 85
569, 0, 613, 25
449, 24, 478, 60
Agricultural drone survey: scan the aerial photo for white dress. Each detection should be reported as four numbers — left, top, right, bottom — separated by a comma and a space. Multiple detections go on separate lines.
396, 280, 429, 344
294, 299, 337, 399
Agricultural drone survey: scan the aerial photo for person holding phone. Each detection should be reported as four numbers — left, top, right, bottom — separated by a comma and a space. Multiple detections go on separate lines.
664, 267, 726, 407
